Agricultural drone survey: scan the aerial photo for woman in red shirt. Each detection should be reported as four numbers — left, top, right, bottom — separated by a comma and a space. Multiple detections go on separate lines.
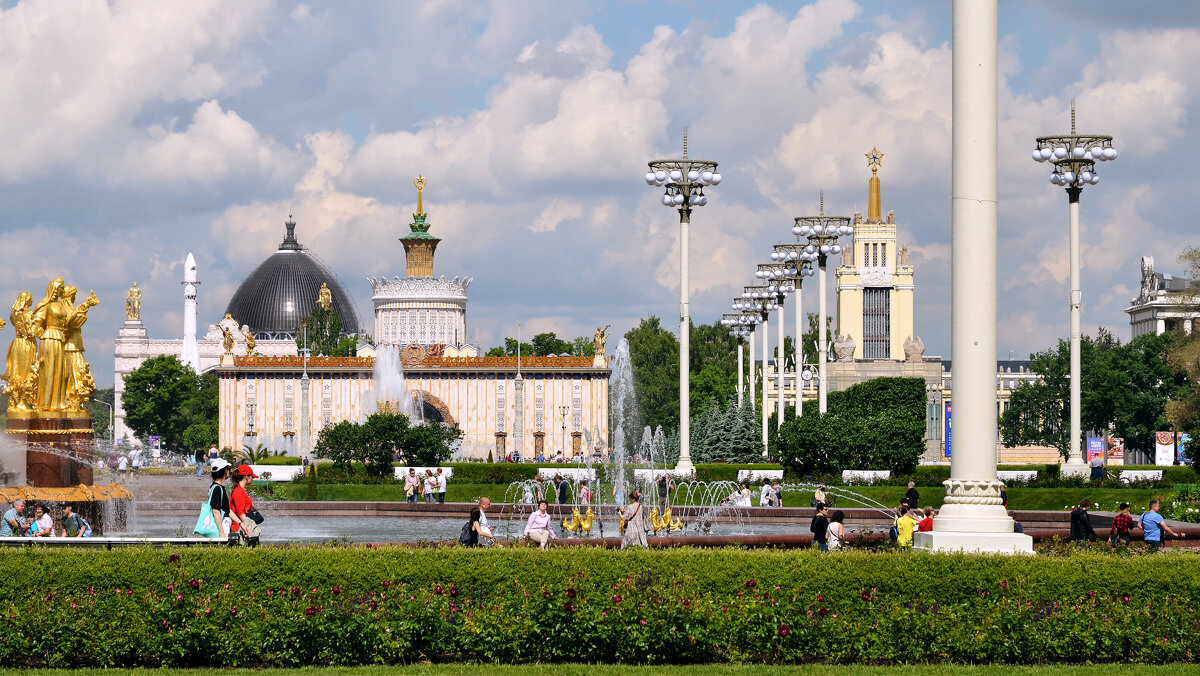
230, 465, 260, 546
917, 507, 935, 532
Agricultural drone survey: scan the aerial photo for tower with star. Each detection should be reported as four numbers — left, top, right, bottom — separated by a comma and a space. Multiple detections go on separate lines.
835, 148, 916, 360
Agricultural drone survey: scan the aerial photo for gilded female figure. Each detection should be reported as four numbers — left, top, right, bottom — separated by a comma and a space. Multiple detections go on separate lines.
62, 285, 99, 412
32, 278, 69, 413
3, 291, 39, 412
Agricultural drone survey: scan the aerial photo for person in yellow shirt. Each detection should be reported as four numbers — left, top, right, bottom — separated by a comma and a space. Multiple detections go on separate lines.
894, 505, 920, 548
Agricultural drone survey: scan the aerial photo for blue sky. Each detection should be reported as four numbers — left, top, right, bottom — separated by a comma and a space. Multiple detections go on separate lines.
1, 0, 1198, 388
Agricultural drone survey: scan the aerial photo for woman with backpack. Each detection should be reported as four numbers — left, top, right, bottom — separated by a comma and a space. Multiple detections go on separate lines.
194, 458, 231, 539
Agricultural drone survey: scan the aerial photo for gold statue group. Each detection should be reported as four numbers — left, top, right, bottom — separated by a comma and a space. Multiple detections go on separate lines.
3, 279, 98, 416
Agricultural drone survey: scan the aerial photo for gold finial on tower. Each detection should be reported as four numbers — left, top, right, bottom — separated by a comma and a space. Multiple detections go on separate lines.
413, 175, 427, 216
865, 147, 884, 222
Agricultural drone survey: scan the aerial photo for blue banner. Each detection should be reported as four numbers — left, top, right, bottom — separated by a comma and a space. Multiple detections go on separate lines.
944, 403, 951, 458
1086, 437, 1104, 461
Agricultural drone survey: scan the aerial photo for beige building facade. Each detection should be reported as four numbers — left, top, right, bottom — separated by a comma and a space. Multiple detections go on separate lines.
217, 352, 610, 460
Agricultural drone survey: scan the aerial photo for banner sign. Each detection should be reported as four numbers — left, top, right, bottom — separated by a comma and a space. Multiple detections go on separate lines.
944, 403, 951, 458
1107, 437, 1125, 465
1086, 437, 1104, 461
1156, 431, 1175, 466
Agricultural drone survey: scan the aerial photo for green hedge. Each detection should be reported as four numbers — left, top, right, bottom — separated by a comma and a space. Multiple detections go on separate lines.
1, 547, 1198, 667
255, 456, 302, 466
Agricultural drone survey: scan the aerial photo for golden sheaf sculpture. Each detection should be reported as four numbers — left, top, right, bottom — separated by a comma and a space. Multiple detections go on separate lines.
4, 281, 99, 415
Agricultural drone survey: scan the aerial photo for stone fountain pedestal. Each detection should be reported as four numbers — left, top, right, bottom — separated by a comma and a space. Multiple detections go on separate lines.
5, 413, 94, 487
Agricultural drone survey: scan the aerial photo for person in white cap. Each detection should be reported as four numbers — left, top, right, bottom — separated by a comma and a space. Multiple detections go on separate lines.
199, 458, 232, 538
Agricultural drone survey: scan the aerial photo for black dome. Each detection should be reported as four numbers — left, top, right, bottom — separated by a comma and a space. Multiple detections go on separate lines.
224, 220, 360, 339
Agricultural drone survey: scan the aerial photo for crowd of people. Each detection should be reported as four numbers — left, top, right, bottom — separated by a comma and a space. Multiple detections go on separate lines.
1070, 498, 1185, 551
402, 467, 448, 503
1, 499, 92, 537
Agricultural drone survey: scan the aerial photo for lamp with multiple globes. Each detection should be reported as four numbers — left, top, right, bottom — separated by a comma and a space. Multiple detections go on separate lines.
792, 213, 853, 415
1032, 107, 1115, 478
644, 136, 719, 474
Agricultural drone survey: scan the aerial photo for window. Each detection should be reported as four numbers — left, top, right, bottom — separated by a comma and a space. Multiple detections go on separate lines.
863, 288, 890, 359
881, 243, 887, 267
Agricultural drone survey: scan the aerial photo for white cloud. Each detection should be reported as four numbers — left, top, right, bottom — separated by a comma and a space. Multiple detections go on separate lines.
531, 198, 583, 233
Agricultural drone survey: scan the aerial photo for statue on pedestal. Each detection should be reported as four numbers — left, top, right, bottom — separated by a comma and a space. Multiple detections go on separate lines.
317, 282, 333, 311
593, 325, 610, 356
32, 279, 69, 413
63, 285, 99, 412
125, 282, 141, 321
4, 291, 39, 412
903, 335, 926, 363
834, 334, 856, 362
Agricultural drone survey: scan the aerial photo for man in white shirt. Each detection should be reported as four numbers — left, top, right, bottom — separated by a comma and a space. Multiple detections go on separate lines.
130, 448, 143, 476
477, 497, 497, 546
436, 468, 447, 504
117, 454, 129, 480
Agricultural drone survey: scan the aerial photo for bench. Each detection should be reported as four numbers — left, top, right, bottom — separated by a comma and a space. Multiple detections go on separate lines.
535, 468, 597, 482
842, 470, 890, 484
997, 470, 1038, 482
1119, 470, 1162, 483
393, 467, 455, 481
737, 469, 784, 483
247, 465, 304, 482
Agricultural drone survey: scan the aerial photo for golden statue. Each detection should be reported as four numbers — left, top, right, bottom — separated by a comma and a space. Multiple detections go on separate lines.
3, 291, 39, 413
32, 279, 69, 413
593, 324, 610, 356
241, 326, 257, 353
62, 285, 98, 413
124, 282, 141, 321
317, 282, 333, 311
413, 175, 427, 215
221, 324, 235, 353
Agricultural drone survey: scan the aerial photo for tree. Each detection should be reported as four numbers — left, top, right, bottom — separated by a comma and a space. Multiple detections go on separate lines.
296, 305, 353, 357
571, 336, 596, 357
405, 421, 463, 465
314, 421, 363, 470
531, 332, 573, 356
625, 317, 680, 433
361, 411, 411, 476
122, 356, 216, 451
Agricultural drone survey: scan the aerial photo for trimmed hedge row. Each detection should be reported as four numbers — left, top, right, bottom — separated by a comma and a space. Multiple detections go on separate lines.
255, 456, 303, 466
2, 547, 1199, 667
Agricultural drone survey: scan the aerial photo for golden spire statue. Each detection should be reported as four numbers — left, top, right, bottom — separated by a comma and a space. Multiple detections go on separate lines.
125, 282, 142, 321
62, 285, 99, 413
3, 291, 39, 413
865, 147, 884, 223
413, 175, 427, 216
317, 282, 333, 311
241, 325, 257, 353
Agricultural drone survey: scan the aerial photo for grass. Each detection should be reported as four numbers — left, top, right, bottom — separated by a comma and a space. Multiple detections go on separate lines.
15, 665, 1200, 675
263, 482, 1162, 511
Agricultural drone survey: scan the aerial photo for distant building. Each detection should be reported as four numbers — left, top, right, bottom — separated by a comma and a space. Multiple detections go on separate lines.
1126, 255, 1198, 338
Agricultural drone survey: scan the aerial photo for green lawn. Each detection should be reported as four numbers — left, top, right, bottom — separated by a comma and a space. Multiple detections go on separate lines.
264, 482, 1161, 512
16, 665, 1200, 676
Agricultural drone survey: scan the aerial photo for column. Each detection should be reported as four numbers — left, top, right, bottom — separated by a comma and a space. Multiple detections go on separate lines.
914, 0, 1031, 553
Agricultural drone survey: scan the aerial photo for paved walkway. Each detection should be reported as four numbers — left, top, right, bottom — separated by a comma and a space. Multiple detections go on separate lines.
96, 470, 210, 502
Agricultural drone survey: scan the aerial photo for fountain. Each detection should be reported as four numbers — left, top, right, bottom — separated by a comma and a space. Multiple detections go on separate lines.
361, 344, 424, 421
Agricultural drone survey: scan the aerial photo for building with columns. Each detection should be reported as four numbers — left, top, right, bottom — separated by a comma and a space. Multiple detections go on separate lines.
1126, 255, 1197, 338
835, 149, 916, 360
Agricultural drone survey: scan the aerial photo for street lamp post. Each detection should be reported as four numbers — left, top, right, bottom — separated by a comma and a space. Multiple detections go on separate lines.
559, 404, 569, 458
1033, 105, 1115, 477
739, 284, 775, 452
757, 262, 798, 431
722, 312, 753, 407
793, 207, 853, 414
92, 399, 115, 451
773, 243, 815, 414
646, 135, 720, 475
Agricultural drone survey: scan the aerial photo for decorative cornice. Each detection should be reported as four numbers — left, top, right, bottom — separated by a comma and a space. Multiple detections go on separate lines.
859, 267, 894, 287
368, 275, 472, 301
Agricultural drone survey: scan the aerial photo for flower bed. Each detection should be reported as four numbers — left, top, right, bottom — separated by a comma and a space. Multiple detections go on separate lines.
0, 548, 1198, 667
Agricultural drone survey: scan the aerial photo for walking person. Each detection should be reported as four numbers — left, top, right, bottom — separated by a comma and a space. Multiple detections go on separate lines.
1109, 502, 1133, 548
905, 482, 920, 509
770, 481, 782, 507
404, 468, 420, 504
194, 447, 206, 479
523, 499, 559, 549
107, 449, 119, 478
130, 447, 143, 478
812, 484, 827, 508
578, 479, 592, 507
229, 465, 262, 547
436, 468, 447, 504
554, 475, 569, 505
656, 473, 673, 512
759, 479, 773, 507
619, 490, 649, 549
828, 509, 845, 550
117, 453, 128, 481
612, 480, 626, 507
1069, 499, 1097, 545
810, 503, 830, 551
195, 458, 231, 539
1139, 499, 1185, 552
423, 470, 437, 504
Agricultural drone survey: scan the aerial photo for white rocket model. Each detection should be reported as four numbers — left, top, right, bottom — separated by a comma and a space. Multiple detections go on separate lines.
180, 252, 201, 373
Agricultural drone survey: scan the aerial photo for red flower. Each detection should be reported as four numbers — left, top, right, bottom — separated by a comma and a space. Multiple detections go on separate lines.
567, 588, 577, 598
612, 595, 623, 603
861, 591, 872, 601
817, 594, 826, 602
189, 579, 201, 590
778, 623, 790, 637
745, 579, 757, 588
332, 586, 341, 595
818, 607, 829, 617
168, 554, 180, 563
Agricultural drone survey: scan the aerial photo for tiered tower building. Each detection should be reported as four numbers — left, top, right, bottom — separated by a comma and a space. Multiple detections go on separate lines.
369, 176, 472, 347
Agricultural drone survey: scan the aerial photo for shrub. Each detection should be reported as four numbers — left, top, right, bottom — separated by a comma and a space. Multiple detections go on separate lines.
256, 455, 302, 466
693, 463, 785, 483
2, 548, 1200, 667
